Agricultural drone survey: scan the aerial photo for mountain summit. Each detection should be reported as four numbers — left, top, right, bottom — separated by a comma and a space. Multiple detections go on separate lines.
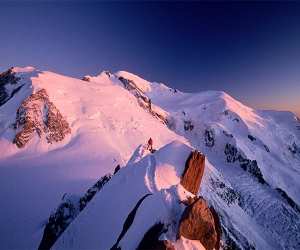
0, 67, 299, 249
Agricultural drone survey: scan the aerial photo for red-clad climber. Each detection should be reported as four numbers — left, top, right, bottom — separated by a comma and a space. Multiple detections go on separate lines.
147, 137, 153, 151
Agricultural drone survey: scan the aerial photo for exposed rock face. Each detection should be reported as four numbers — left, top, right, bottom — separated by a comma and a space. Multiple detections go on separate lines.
209, 177, 240, 206
0, 68, 21, 107
264, 144, 270, 153
178, 197, 220, 250
204, 129, 215, 147
39, 174, 112, 250
13, 89, 71, 148
81, 76, 91, 82
224, 143, 265, 184
118, 76, 168, 125
183, 120, 194, 131
38, 194, 81, 250
0, 68, 19, 85
180, 151, 205, 195
41, 147, 221, 250
79, 174, 111, 210
288, 142, 300, 155
118, 76, 151, 110
179, 151, 221, 249
247, 134, 256, 141
113, 164, 121, 175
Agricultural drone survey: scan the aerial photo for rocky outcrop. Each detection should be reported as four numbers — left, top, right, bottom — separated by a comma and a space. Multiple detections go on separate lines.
118, 76, 152, 110
79, 174, 111, 210
178, 197, 221, 250
38, 194, 81, 250
180, 151, 205, 195
118, 76, 168, 125
39, 174, 112, 250
13, 89, 71, 148
247, 134, 256, 141
44, 147, 221, 250
263, 144, 270, 152
224, 143, 265, 184
113, 164, 121, 175
81, 76, 91, 82
178, 151, 221, 250
183, 120, 194, 131
288, 142, 300, 155
0, 68, 20, 85
0, 68, 21, 107
248, 135, 271, 153
204, 129, 215, 147
209, 177, 240, 206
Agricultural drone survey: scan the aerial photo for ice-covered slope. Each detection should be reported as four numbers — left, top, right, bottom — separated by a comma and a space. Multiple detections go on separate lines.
53, 141, 191, 249
114, 70, 300, 194
109, 70, 300, 249
0, 67, 186, 249
53, 141, 217, 250
0, 67, 299, 249
149, 89, 300, 203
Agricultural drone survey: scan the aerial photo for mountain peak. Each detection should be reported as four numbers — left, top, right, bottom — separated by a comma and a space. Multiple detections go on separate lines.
0, 67, 299, 249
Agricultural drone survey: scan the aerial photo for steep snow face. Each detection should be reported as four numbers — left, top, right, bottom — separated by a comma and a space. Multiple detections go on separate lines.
104, 71, 300, 249
111, 70, 300, 201
53, 141, 200, 250
0, 67, 185, 171
151, 89, 300, 203
0, 68, 186, 249
1, 67, 300, 249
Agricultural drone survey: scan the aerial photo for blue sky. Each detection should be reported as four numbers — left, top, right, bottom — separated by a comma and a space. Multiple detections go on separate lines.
1, 2, 299, 115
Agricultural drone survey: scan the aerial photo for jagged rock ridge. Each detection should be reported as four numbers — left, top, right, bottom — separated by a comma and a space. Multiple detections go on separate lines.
117, 75, 168, 125
0, 68, 21, 107
39, 174, 112, 250
224, 143, 265, 184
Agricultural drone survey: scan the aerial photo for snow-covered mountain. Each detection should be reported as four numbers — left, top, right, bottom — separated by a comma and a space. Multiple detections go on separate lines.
0, 67, 299, 249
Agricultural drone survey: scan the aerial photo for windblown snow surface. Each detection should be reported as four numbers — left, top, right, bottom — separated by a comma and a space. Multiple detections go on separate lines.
54, 141, 201, 250
0, 67, 299, 249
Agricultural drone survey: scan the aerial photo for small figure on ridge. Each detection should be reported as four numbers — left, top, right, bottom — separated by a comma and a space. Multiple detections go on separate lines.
147, 137, 153, 152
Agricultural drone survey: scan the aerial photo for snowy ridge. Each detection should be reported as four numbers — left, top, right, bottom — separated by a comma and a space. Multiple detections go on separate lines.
0, 67, 299, 249
107, 70, 300, 249
0, 67, 185, 249
53, 141, 213, 250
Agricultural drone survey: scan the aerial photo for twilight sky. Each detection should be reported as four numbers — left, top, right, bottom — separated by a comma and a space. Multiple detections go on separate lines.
1, 1, 299, 115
